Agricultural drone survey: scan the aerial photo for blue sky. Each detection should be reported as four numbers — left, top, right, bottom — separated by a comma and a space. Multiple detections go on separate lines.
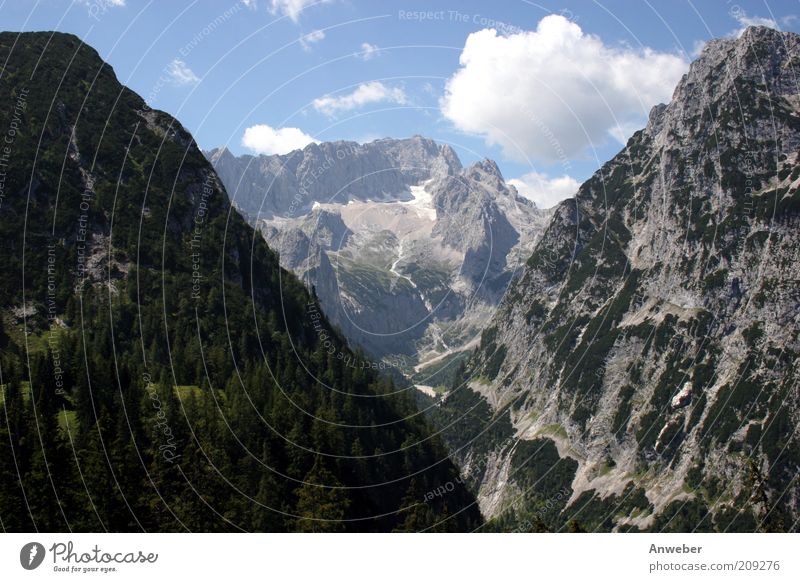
2, 0, 797, 206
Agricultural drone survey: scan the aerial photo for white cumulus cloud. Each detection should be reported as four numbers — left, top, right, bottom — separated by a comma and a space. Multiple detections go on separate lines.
356, 42, 379, 60
299, 29, 325, 51
241, 124, 319, 155
269, 0, 331, 22
508, 172, 580, 209
440, 15, 688, 163
313, 81, 407, 117
166, 59, 199, 85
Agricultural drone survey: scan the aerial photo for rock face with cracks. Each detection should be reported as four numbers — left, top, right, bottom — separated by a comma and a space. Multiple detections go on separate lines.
207, 137, 550, 369
433, 26, 800, 532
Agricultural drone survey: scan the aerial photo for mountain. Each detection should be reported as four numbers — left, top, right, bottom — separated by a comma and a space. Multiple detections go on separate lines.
207, 137, 462, 217
431, 26, 800, 532
206, 138, 551, 381
0, 31, 481, 532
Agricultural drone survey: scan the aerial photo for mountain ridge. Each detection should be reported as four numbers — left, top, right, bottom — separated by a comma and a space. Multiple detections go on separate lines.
431, 25, 800, 532
207, 136, 551, 373
0, 30, 481, 532
206, 135, 465, 218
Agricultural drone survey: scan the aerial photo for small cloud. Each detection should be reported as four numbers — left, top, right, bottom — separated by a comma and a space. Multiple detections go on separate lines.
166, 58, 200, 85
421, 81, 439, 96
312, 81, 407, 117
241, 124, 319, 155
269, 0, 331, 22
691, 39, 707, 58
75, 0, 125, 17
354, 133, 382, 144
731, 10, 779, 37
508, 172, 580, 209
241, 0, 257, 8
77, 0, 125, 5
299, 29, 325, 51
355, 42, 379, 60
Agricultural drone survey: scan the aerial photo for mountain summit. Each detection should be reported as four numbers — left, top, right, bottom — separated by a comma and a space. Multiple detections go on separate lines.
206, 136, 462, 217
207, 138, 551, 374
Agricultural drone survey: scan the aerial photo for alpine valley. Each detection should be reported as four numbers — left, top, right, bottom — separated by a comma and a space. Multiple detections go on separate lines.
0, 22, 797, 535
211, 25, 800, 532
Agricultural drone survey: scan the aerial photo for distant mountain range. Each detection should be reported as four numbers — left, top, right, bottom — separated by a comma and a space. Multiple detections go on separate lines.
207, 138, 551, 376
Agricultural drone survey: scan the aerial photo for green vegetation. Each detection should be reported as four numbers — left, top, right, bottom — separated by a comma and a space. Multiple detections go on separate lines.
426, 361, 515, 486
562, 483, 652, 532
611, 385, 636, 436
648, 498, 713, 532
536, 424, 568, 440
334, 256, 414, 299
408, 350, 470, 388
482, 345, 507, 381
483, 438, 577, 532
0, 32, 481, 532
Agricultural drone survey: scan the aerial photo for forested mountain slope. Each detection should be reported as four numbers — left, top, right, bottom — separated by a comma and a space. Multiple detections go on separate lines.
0, 31, 481, 532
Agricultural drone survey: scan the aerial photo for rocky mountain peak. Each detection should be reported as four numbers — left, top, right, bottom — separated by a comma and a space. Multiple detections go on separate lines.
637, 26, 798, 148
433, 25, 800, 531
465, 158, 504, 183
206, 145, 234, 164
206, 136, 471, 216
439, 143, 463, 171
307, 207, 352, 250
208, 134, 549, 364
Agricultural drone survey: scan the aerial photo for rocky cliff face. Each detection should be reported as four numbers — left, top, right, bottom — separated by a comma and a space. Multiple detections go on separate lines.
207, 138, 550, 371
435, 26, 800, 532
206, 136, 462, 217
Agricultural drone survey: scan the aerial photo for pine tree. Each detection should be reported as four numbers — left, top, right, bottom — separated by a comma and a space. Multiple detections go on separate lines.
394, 479, 436, 532
293, 459, 350, 532
0, 360, 31, 529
